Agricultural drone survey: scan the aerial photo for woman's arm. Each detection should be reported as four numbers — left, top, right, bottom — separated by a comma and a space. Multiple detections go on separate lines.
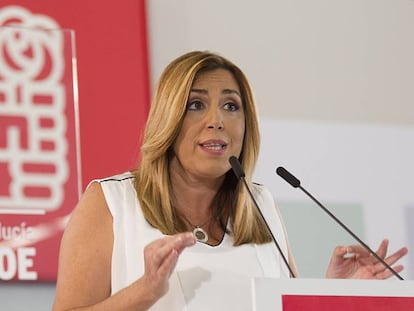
53, 182, 196, 310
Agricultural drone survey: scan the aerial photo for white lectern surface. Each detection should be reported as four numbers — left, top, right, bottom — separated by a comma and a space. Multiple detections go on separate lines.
252, 278, 414, 311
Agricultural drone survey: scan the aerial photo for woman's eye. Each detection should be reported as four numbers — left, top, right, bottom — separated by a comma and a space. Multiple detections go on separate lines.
224, 102, 240, 111
187, 100, 204, 110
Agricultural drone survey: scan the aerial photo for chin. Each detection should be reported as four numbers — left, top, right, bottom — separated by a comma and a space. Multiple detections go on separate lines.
199, 163, 230, 179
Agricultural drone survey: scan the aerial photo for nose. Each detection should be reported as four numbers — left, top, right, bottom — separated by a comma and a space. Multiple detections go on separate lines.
206, 107, 224, 130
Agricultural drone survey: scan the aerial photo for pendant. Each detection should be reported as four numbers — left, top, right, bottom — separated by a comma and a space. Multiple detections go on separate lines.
193, 226, 208, 243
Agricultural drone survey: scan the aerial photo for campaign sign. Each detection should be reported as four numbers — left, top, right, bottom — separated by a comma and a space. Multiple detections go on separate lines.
0, 7, 80, 281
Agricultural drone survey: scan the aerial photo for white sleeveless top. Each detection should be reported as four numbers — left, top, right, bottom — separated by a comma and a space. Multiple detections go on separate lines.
96, 172, 290, 311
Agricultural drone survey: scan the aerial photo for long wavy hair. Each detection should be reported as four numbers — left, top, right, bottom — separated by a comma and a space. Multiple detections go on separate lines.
133, 51, 271, 245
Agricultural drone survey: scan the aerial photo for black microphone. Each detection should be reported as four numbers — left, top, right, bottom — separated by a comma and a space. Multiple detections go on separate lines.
276, 166, 404, 280
229, 156, 296, 278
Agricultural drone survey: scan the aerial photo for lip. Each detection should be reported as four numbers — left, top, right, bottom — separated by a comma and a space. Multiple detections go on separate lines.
199, 139, 228, 155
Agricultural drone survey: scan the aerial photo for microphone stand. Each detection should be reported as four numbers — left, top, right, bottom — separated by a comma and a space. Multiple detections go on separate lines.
229, 156, 296, 278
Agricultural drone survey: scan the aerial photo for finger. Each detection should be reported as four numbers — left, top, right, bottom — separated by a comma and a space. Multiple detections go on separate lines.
375, 264, 404, 280
172, 232, 197, 255
145, 232, 196, 269
372, 247, 407, 278
156, 233, 197, 278
157, 248, 180, 279
151, 232, 195, 256
378, 246, 408, 268
330, 245, 357, 266
374, 239, 389, 259
331, 245, 348, 261
144, 237, 174, 268
345, 244, 370, 259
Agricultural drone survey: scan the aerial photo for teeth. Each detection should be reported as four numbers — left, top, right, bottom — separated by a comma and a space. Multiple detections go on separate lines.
202, 143, 224, 150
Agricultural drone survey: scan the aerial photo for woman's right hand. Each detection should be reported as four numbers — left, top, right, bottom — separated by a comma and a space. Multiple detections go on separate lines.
140, 232, 196, 303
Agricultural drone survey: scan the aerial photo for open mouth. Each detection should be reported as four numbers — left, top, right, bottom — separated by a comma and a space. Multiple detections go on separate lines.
200, 142, 227, 151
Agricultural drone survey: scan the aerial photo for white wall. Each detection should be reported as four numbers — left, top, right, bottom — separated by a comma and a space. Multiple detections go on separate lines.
147, 0, 414, 124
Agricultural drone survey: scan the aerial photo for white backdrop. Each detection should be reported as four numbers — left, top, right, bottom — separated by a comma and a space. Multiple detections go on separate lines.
256, 119, 414, 278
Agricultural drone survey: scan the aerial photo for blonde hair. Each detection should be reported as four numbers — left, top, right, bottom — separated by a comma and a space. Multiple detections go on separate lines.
133, 51, 271, 245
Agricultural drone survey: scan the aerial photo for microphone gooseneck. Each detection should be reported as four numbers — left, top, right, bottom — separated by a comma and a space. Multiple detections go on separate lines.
276, 166, 404, 281
229, 156, 296, 278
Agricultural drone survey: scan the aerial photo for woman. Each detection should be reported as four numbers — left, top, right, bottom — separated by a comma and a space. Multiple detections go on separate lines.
53, 51, 407, 310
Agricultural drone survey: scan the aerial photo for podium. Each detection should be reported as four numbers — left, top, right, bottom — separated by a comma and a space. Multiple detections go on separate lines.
252, 278, 414, 311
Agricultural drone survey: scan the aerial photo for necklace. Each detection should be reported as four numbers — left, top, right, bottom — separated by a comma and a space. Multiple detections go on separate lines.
181, 214, 211, 243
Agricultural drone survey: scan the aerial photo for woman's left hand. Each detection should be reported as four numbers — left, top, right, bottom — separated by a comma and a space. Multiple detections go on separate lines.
325, 239, 408, 279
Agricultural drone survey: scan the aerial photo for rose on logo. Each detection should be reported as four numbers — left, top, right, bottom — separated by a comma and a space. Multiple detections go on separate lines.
0, 6, 62, 82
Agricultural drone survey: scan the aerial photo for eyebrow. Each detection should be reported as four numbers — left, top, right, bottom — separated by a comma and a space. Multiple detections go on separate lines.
190, 88, 241, 97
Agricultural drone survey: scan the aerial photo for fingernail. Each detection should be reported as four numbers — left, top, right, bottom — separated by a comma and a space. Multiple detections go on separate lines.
185, 232, 196, 244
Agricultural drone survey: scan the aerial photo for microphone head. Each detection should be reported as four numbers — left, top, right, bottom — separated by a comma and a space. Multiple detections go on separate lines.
229, 156, 245, 179
276, 166, 301, 188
